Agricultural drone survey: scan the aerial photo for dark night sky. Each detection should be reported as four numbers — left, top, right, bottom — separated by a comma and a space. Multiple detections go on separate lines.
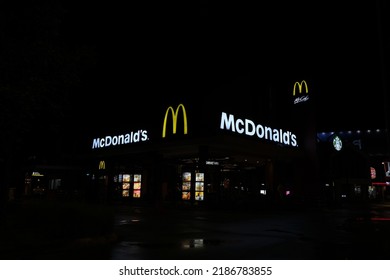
62, 1, 390, 132
3, 1, 390, 156
200, 1, 390, 132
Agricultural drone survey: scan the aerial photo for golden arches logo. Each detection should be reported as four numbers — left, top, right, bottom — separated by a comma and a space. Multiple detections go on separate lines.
293, 80, 308, 96
162, 104, 188, 138
98, 160, 105, 170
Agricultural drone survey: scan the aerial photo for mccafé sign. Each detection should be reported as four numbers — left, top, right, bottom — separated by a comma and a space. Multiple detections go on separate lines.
293, 80, 309, 105
220, 112, 298, 147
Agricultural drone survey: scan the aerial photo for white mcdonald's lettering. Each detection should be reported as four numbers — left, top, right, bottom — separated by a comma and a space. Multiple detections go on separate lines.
293, 80, 308, 96
162, 103, 188, 138
219, 112, 298, 147
91, 130, 148, 149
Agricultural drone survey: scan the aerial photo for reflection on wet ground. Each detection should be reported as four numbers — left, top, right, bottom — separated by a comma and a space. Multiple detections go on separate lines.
182, 238, 205, 249
2, 201, 390, 260
108, 203, 390, 260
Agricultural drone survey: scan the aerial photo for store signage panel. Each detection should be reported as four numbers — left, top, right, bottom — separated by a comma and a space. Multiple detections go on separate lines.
92, 130, 149, 149
162, 104, 188, 138
90, 103, 299, 150
293, 80, 310, 105
219, 112, 298, 147
98, 160, 106, 170
91, 103, 189, 150
333, 135, 342, 151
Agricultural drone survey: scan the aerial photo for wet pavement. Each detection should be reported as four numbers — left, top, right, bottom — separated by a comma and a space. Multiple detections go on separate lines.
109, 202, 390, 260
1, 200, 390, 260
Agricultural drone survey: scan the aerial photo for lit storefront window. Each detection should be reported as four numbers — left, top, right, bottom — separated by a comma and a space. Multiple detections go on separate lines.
195, 172, 204, 201
116, 173, 142, 198
182, 172, 191, 200
370, 167, 376, 179
133, 174, 142, 198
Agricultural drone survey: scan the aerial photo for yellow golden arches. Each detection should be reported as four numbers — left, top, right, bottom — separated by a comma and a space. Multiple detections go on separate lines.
98, 160, 106, 170
293, 80, 308, 96
162, 104, 188, 138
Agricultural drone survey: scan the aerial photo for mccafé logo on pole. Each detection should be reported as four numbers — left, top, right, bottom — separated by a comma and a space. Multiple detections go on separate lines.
293, 80, 309, 105
162, 103, 188, 138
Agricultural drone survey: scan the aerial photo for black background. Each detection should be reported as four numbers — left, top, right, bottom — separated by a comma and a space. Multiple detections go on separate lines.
71, 1, 390, 128
2, 1, 390, 155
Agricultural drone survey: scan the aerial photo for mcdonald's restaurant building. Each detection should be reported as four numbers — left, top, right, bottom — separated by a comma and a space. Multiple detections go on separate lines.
84, 79, 320, 208
20, 79, 388, 206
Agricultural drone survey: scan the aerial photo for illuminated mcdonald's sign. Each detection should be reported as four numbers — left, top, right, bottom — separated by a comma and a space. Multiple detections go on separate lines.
162, 104, 188, 138
98, 160, 106, 170
91, 129, 149, 149
292, 80, 309, 104
293, 80, 308, 96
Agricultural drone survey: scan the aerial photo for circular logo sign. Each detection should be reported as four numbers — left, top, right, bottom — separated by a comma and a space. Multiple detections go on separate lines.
333, 135, 342, 151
